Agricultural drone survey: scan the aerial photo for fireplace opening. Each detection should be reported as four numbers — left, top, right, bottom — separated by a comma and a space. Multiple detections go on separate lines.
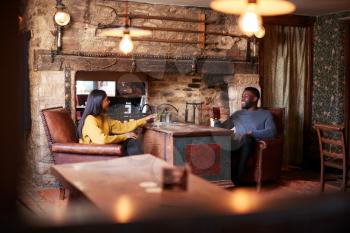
75, 71, 150, 122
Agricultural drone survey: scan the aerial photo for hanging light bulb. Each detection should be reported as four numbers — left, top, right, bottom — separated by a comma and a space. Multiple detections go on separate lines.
210, 0, 296, 38
238, 4, 262, 37
254, 26, 265, 38
119, 31, 133, 54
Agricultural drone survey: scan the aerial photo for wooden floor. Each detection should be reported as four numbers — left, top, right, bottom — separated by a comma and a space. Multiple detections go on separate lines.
18, 168, 346, 218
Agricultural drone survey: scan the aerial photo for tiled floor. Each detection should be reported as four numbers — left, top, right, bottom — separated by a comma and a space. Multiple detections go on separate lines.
18, 168, 344, 218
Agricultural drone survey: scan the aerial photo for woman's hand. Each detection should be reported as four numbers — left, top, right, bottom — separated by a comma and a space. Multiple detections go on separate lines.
124, 132, 138, 139
144, 113, 157, 123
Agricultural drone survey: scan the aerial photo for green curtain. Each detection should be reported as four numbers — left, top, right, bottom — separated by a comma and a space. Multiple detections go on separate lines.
262, 25, 310, 165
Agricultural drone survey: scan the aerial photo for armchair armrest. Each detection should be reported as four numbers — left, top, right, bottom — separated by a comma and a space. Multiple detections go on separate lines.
257, 138, 284, 150
51, 143, 124, 156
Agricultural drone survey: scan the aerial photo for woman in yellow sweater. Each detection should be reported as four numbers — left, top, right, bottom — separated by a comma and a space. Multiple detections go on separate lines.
77, 89, 156, 155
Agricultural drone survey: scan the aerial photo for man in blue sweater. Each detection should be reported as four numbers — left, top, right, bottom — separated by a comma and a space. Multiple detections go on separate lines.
215, 87, 276, 186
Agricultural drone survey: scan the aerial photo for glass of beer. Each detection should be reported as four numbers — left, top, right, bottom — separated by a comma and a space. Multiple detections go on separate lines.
212, 107, 220, 120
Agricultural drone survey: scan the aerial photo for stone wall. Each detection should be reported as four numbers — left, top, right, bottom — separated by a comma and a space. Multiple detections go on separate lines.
227, 74, 260, 114
24, 0, 256, 187
26, 71, 66, 186
148, 74, 231, 125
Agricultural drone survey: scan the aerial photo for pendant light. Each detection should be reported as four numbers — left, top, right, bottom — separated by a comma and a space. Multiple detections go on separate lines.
210, 0, 296, 37
97, 1, 151, 54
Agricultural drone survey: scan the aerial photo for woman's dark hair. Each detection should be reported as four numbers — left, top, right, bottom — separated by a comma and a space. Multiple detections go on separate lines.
77, 89, 107, 139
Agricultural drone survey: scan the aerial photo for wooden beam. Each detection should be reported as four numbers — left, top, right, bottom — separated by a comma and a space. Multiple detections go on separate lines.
33, 50, 256, 75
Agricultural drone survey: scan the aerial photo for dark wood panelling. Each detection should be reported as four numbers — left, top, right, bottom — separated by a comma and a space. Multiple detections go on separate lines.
263, 15, 315, 27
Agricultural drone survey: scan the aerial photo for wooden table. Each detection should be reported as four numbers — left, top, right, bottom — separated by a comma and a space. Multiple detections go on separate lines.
51, 154, 252, 223
143, 123, 233, 183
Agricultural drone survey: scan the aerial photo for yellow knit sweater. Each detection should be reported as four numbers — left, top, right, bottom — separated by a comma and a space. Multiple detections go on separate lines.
79, 115, 146, 144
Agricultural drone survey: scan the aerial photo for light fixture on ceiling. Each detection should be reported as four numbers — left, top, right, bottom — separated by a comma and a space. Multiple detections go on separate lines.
53, 0, 71, 50
97, 1, 151, 55
210, 0, 296, 37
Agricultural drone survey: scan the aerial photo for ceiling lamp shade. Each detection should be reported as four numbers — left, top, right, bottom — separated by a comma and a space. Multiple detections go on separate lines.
96, 26, 152, 38
96, 25, 151, 54
211, 0, 295, 37
210, 0, 296, 16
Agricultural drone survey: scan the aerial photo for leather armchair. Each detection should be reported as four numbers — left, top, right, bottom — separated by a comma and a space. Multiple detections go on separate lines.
233, 107, 285, 191
40, 107, 124, 199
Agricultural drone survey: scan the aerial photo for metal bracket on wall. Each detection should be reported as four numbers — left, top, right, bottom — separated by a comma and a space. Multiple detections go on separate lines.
64, 64, 72, 112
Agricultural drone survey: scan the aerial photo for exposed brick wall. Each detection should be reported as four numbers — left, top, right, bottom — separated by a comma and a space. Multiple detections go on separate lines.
148, 74, 230, 125
227, 74, 261, 113
24, 0, 257, 187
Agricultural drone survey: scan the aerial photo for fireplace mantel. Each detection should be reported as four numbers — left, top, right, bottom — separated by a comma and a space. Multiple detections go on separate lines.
34, 50, 258, 75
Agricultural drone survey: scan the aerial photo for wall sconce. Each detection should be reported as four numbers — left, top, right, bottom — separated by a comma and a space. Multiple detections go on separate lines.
53, 0, 70, 51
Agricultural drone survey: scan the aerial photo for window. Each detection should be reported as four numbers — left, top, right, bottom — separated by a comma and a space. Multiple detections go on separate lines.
76, 81, 116, 96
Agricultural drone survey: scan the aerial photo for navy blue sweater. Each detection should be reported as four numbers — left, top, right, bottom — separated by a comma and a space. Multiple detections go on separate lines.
215, 109, 276, 140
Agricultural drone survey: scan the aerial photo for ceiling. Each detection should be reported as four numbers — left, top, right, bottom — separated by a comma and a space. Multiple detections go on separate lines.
129, 0, 350, 16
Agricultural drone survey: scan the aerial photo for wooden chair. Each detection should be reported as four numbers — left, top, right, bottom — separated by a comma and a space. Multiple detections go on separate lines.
40, 107, 125, 199
314, 123, 349, 191
232, 107, 285, 191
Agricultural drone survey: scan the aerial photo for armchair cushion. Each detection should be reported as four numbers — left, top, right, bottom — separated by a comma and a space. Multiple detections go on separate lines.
52, 143, 124, 156
40, 107, 127, 161
42, 107, 78, 143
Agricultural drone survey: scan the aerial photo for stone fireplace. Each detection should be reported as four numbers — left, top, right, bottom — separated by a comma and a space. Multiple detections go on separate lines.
25, 0, 259, 187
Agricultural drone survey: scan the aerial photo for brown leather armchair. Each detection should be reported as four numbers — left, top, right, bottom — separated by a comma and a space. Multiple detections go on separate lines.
233, 107, 285, 191
40, 107, 124, 199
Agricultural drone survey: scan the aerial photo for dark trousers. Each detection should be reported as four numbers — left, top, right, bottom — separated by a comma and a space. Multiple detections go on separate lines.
122, 138, 142, 156
231, 134, 256, 186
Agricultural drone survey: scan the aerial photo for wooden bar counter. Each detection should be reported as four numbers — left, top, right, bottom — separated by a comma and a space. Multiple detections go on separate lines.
143, 123, 233, 183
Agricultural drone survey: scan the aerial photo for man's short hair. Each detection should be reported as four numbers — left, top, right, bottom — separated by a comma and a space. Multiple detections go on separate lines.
244, 86, 260, 100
